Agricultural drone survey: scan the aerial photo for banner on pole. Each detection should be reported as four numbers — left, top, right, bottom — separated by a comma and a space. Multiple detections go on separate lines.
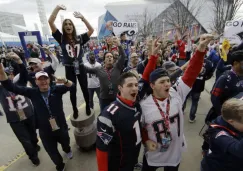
222, 20, 243, 44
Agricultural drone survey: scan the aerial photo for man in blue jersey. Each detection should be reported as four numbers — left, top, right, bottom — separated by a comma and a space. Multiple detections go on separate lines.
0, 52, 40, 166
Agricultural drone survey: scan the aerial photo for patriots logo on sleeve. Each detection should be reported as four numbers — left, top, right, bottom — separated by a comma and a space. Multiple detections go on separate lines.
97, 131, 113, 145
215, 131, 230, 139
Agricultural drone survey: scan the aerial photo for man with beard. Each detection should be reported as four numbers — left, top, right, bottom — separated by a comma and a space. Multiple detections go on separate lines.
84, 51, 101, 110
97, 50, 104, 64
123, 52, 139, 72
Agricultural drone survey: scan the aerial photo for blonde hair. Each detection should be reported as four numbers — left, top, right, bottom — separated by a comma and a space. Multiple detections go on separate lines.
222, 98, 243, 122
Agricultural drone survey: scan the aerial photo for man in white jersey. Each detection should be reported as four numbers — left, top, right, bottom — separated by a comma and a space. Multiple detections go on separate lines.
84, 51, 101, 110
140, 34, 213, 171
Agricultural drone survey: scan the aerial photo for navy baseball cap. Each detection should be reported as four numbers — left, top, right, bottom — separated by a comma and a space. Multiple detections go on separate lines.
149, 68, 169, 83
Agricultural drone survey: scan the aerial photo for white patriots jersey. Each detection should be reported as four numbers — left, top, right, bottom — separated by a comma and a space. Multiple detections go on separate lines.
140, 77, 191, 167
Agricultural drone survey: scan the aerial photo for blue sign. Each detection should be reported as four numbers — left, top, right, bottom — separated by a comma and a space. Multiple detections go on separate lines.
18, 31, 46, 59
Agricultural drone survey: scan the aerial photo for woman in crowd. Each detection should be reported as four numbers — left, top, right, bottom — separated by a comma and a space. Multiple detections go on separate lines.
48, 5, 94, 118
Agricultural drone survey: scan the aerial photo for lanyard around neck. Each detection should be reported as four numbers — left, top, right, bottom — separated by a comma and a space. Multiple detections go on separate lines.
152, 96, 171, 133
41, 89, 52, 115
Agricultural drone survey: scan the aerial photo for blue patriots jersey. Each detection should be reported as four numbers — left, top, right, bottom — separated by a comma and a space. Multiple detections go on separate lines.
96, 99, 142, 170
52, 29, 90, 65
96, 77, 150, 170
211, 70, 243, 115
201, 116, 243, 171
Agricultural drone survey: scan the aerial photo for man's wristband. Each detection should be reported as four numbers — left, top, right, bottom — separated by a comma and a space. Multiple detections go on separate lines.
64, 79, 69, 84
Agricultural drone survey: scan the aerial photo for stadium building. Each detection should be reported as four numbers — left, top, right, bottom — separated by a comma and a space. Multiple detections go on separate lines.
0, 11, 27, 36
98, 0, 215, 39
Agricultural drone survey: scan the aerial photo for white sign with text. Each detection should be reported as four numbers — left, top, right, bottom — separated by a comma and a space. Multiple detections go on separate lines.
112, 21, 138, 38
223, 20, 243, 44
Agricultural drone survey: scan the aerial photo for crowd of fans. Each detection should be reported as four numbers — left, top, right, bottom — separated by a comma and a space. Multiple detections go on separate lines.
0, 4, 243, 171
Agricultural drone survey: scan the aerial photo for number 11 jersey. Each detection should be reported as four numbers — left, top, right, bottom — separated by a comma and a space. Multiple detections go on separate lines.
96, 97, 142, 170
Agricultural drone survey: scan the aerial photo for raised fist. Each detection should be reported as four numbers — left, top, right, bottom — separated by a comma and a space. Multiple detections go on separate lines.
198, 34, 214, 52
57, 4, 66, 10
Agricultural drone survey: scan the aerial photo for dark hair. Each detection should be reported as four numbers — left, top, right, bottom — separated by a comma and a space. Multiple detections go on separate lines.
228, 50, 243, 65
118, 72, 137, 86
62, 19, 77, 42
141, 50, 147, 61
120, 32, 126, 38
103, 51, 113, 60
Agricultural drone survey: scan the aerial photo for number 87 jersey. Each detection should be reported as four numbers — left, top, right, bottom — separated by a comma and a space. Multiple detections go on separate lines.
0, 88, 34, 123
96, 97, 142, 171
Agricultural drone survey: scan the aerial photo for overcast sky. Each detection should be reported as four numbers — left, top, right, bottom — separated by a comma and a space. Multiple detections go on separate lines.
0, 0, 132, 36
0, 0, 243, 37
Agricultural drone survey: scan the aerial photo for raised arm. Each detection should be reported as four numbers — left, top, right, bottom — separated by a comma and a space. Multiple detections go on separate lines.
43, 46, 59, 71
142, 38, 162, 82
113, 37, 126, 70
182, 34, 213, 88
48, 5, 66, 33
83, 64, 99, 74
0, 63, 32, 98
6, 52, 28, 86
73, 12, 94, 37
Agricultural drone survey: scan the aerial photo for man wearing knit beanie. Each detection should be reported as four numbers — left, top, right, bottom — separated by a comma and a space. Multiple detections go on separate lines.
140, 34, 214, 171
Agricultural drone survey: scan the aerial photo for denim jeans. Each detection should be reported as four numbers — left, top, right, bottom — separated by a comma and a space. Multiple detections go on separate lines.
189, 92, 201, 120
88, 88, 100, 110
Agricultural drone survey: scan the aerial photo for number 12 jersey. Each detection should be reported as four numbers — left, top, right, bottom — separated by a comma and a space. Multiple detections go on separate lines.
0, 86, 34, 123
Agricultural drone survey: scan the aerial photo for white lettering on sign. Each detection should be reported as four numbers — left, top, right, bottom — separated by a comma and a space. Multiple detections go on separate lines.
25, 32, 32, 36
